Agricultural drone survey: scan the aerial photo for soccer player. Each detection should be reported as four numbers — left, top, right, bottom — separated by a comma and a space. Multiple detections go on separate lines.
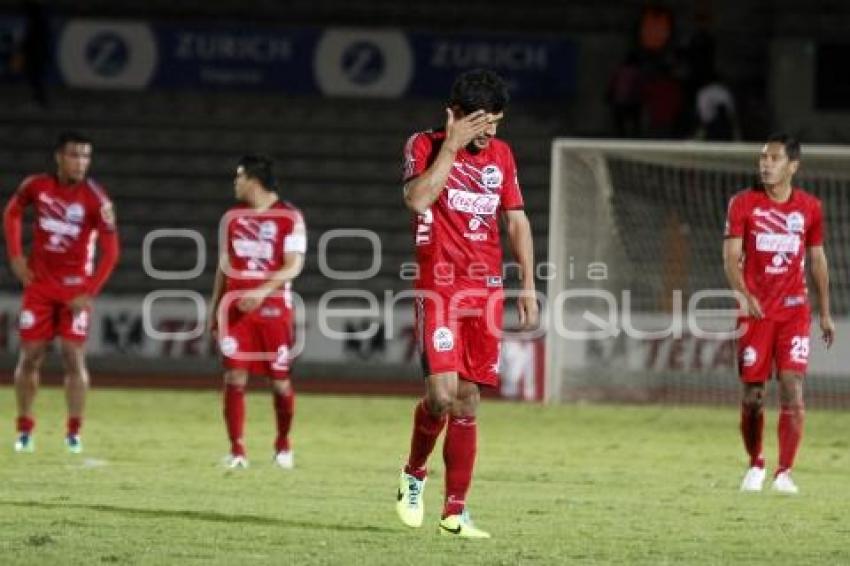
723, 134, 834, 494
2, 131, 120, 454
208, 154, 306, 469
396, 69, 538, 537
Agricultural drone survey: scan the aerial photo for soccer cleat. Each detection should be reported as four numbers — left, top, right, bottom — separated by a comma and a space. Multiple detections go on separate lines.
225, 454, 249, 469
14, 434, 34, 453
396, 471, 426, 528
65, 435, 83, 454
771, 470, 799, 494
273, 450, 294, 469
739, 466, 766, 492
438, 510, 491, 539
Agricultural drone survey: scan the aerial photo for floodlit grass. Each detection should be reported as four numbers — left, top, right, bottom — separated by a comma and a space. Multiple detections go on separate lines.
1, 387, 849, 565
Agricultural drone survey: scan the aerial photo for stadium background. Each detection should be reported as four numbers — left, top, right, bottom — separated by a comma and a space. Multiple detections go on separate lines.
1, 0, 849, 401
2, 2, 850, 565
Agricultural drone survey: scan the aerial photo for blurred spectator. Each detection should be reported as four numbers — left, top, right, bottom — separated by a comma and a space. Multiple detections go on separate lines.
679, 2, 717, 136
607, 51, 643, 137
683, 4, 717, 94
695, 72, 740, 140
641, 64, 683, 139
18, 0, 50, 107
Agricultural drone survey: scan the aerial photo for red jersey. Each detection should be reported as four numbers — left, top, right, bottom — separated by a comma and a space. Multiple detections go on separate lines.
223, 200, 306, 304
402, 129, 524, 293
725, 187, 824, 319
13, 173, 116, 288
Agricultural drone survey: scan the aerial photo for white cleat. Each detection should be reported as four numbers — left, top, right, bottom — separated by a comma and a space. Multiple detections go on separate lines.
273, 450, 294, 469
225, 454, 249, 469
771, 471, 799, 494
14, 434, 34, 453
739, 466, 766, 492
396, 471, 426, 528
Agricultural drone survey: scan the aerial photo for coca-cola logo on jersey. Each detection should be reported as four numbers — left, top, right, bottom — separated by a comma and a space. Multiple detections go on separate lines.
447, 189, 500, 216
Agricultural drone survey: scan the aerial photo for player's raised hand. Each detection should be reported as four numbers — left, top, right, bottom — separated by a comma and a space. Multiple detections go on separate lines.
820, 314, 835, 349
10, 256, 33, 286
444, 108, 490, 152
517, 291, 539, 330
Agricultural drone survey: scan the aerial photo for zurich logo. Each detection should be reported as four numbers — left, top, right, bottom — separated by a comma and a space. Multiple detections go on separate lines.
85, 32, 130, 77
341, 41, 385, 85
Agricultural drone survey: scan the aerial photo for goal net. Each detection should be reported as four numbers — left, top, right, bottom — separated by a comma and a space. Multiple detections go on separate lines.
545, 140, 850, 406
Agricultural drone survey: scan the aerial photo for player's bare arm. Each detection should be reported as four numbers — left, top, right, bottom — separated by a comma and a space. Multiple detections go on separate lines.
809, 245, 834, 348
723, 236, 763, 318
403, 109, 491, 214
3, 192, 34, 286
67, 211, 120, 314
236, 251, 305, 313
504, 208, 538, 329
207, 253, 228, 336
9, 256, 33, 286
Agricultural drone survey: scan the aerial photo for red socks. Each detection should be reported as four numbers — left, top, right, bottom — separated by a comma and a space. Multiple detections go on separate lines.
16, 417, 81, 438
740, 404, 764, 468
741, 401, 805, 474
404, 400, 479, 517
16, 416, 34, 435
273, 390, 295, 453
224, 384, 296, 457
404, 399, 447, 479
442, 416, 477, 518
777, 404, 805, 474
67, 417, 82, 437
223, 384, 246, 456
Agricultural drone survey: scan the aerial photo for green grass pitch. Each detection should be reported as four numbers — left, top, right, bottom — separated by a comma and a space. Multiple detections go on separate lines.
1, 387, 849, 565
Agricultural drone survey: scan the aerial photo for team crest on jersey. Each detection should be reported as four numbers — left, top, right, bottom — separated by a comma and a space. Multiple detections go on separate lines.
19, 309, 35, 329
259, 221, 278, 241
433, 327, 454, 352
741, 346, 757, 367
481, 165, 503, 190
786, 212, 804, 233
65, 203, 85, 224
220, 336, 238, 357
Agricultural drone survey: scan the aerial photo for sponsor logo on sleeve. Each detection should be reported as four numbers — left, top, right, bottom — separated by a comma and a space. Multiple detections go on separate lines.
100, 203, 116, 228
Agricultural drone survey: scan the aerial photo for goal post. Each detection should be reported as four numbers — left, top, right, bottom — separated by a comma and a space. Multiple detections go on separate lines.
545, 139, 850, 406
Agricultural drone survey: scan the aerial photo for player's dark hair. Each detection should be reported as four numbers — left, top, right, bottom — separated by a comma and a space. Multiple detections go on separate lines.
238, 154, 277, 190
449, 69, 510, 114
766, 133, 801, 161
54, 131, 92, 151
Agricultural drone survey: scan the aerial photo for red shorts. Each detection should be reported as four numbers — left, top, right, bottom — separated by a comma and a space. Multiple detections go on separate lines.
19, 282, 91, 343
736, 308, 811, 382
414, 289, 503, 387
218, 298, 294, 380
